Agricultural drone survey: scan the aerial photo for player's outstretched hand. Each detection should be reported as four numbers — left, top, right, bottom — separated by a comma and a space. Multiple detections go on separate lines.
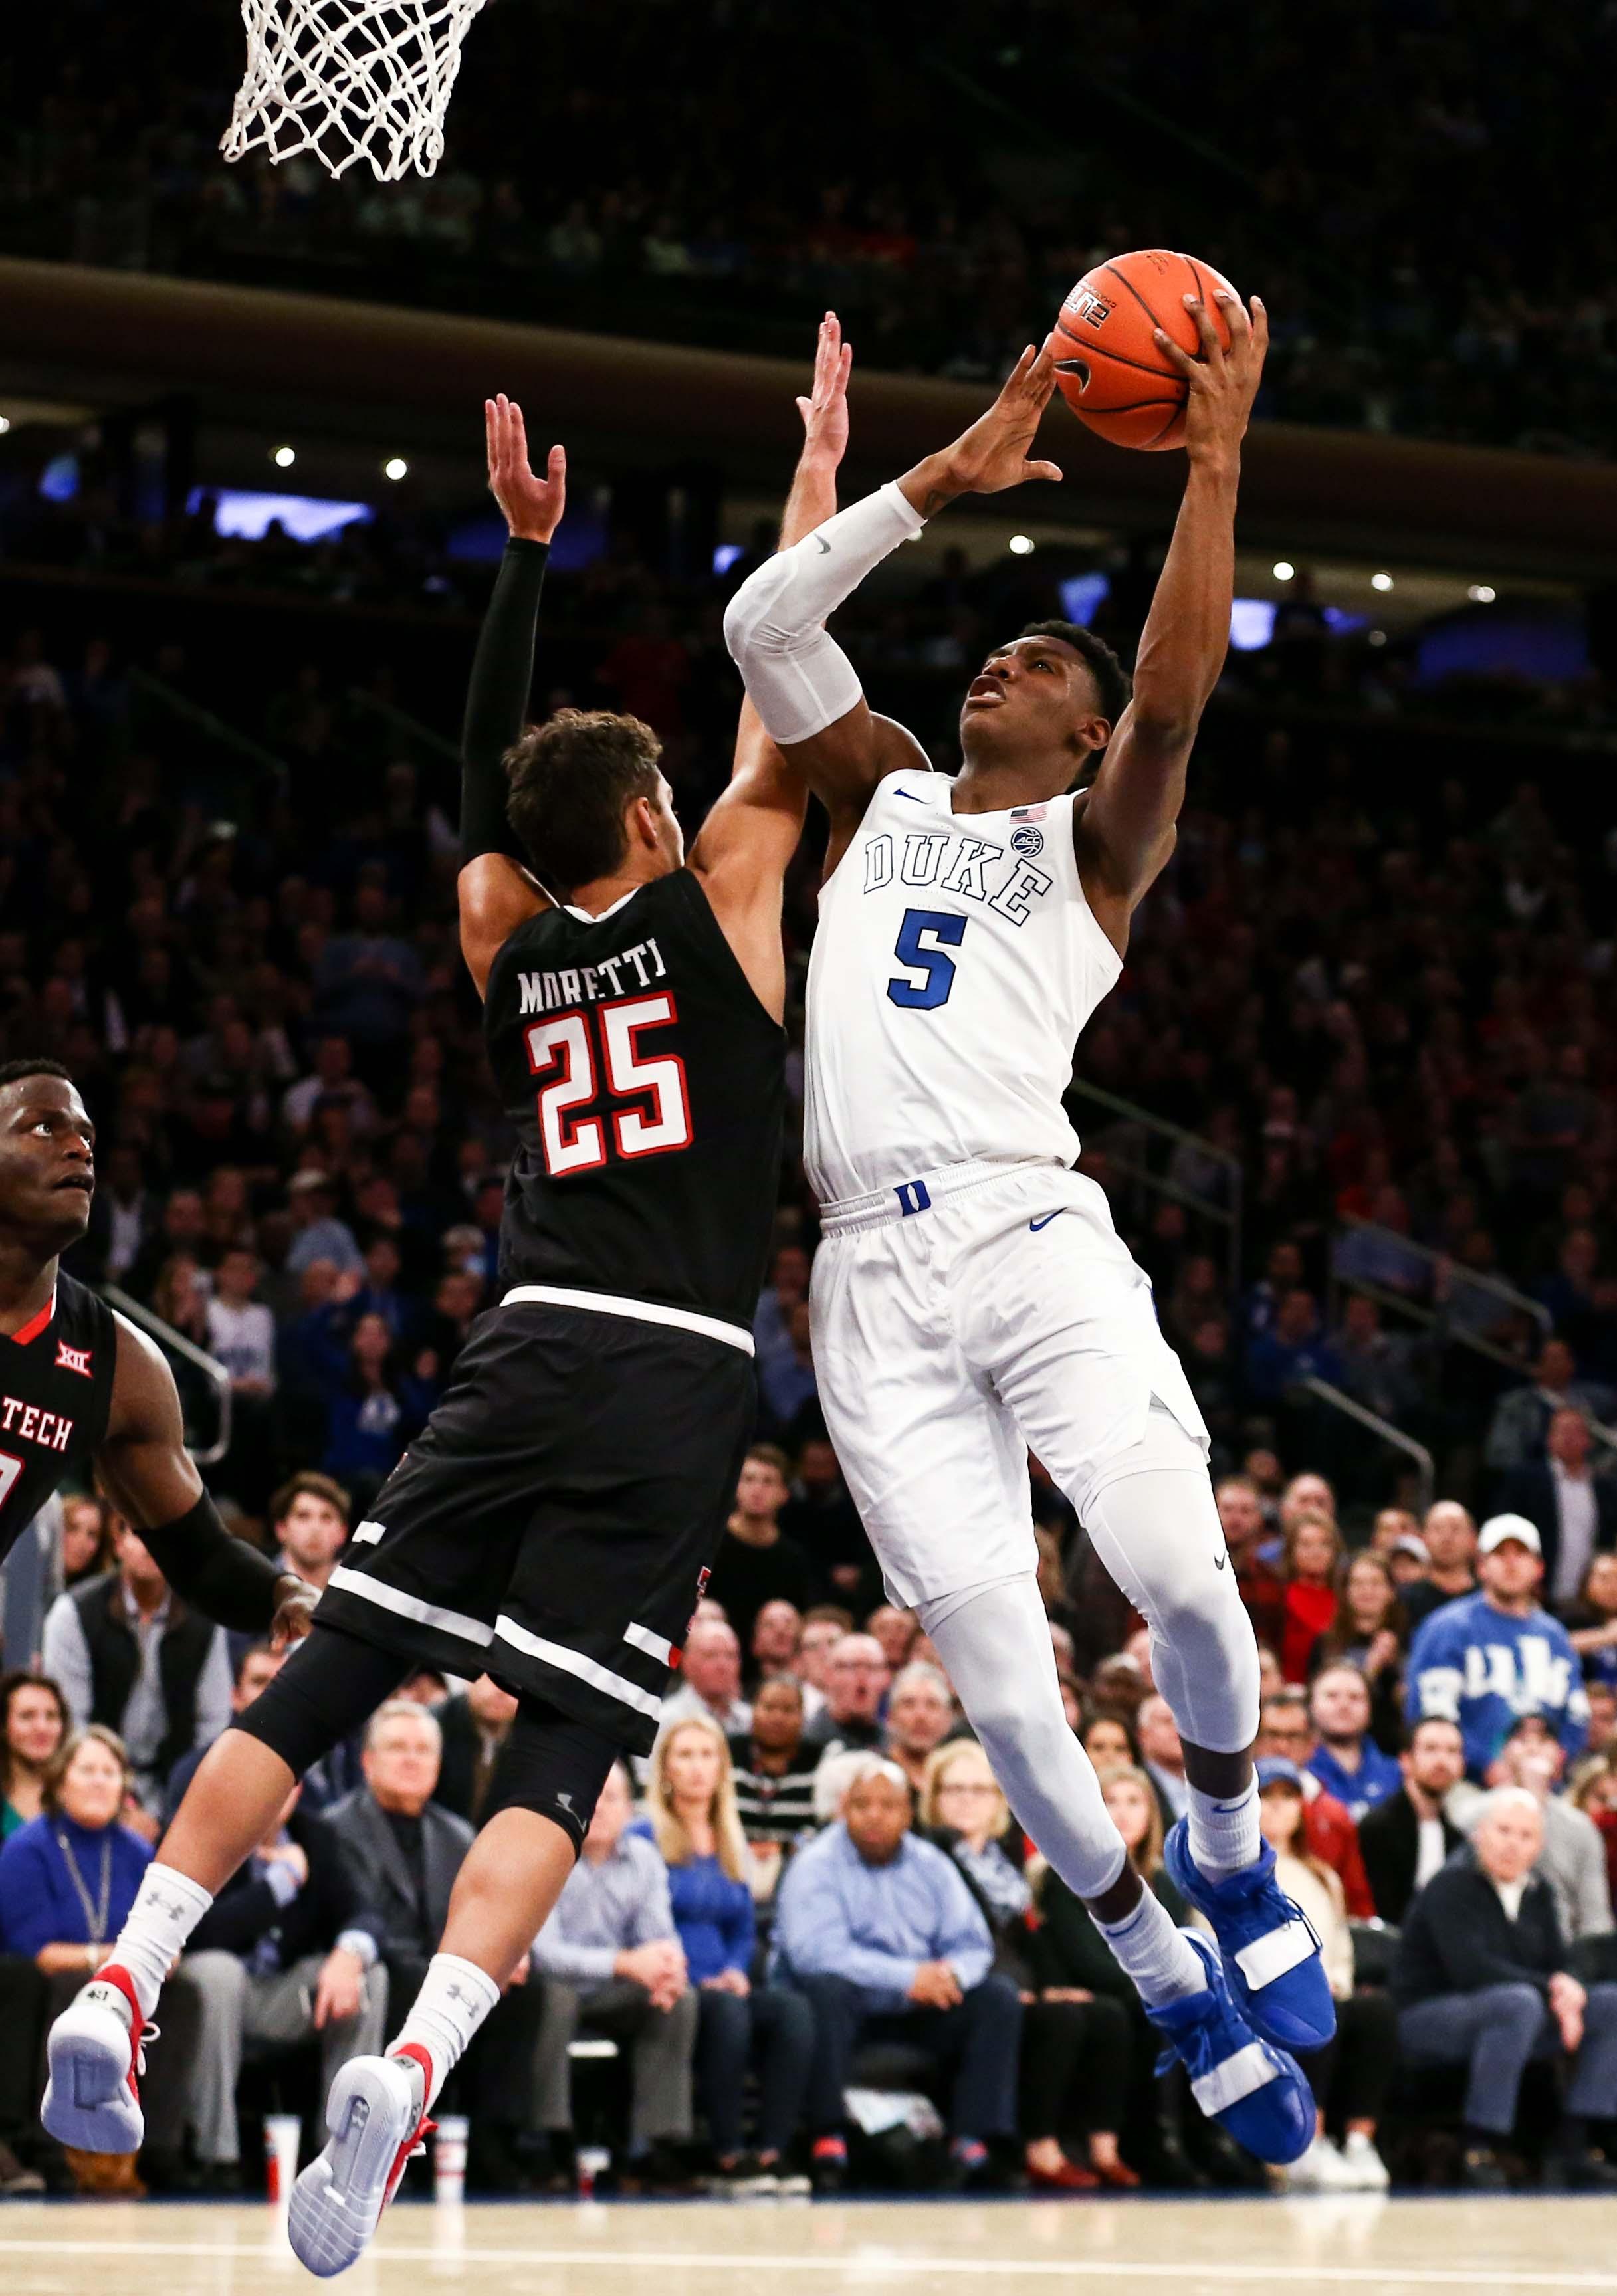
270, 1572, 318, 1649
901, 340, 1063, 518
1153, 290, 1269, 467
485, 391, 566, 544
796, 310, 853, 470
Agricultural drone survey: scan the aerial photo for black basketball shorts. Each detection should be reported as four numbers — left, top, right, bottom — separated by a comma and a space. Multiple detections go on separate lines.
315, 1292, 757, 1754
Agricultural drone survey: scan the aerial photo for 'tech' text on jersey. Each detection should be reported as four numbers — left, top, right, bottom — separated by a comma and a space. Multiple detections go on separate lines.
483, 870, 785, 1332
804, 773, 1123, 1203
0, 1273, 117, 1564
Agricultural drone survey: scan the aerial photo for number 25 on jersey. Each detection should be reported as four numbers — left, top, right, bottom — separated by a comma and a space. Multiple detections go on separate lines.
525, 993, 692, 1177
888, 908, 966, 1011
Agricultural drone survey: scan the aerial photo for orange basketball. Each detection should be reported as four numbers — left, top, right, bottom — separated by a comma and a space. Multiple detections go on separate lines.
1053, 249, 1237, 451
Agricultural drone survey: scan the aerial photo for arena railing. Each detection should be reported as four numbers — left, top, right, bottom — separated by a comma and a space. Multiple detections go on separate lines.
1065, 1080, 1244, 1299
129, 666, 293, 805
102, 1283, 233, 1468
1299, 1374, 1436, 1516
1327, 1217, 1553, 1367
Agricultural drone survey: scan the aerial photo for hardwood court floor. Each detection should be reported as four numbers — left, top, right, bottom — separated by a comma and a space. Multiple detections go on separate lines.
2, 2193, 1615, 2296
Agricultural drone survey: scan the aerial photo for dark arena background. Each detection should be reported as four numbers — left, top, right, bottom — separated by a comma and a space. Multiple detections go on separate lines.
2, 3, 1616, 2291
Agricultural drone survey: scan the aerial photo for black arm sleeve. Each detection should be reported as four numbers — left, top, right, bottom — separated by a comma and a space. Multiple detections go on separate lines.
461, 536, 550, 863
138, 1491, 286, 1633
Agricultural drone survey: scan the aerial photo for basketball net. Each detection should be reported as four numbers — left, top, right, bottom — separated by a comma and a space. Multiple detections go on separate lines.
221, 0, 489, 182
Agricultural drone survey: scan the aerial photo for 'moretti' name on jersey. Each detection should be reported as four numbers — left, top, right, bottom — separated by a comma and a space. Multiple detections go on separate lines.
861, 828, 1053, 926
483, 871, 785, 1332
517, 934, 669, 1013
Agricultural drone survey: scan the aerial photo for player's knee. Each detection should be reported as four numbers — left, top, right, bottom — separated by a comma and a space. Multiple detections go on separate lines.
494, 1698, 622, 1853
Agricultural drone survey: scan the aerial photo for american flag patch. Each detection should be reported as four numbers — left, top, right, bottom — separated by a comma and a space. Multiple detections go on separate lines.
1010, 803, 1050, 823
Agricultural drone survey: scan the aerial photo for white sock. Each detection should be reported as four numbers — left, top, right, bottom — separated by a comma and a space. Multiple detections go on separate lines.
108, 1865, 215, 2019
1095, 1885, 1208, 2007
1187, 1778, 1261, 1880
388, 1954, 501, 2108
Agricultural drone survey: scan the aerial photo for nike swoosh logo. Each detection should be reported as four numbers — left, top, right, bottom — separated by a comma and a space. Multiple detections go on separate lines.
1029, 1211, 1065, 1232
1213, 1552, 1228, 1570
895, 788, 927, 803
815, 536, 831, 554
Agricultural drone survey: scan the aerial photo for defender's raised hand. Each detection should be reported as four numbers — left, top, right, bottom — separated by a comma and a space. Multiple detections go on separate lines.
796, 310, 853, 472
1153, 290, 1269, 468
485, 392, 566, 543
900, 340, 1063, 518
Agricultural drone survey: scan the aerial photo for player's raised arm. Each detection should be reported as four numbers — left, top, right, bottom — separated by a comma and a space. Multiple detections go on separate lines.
1075, 290, 1269, 937
457, 394, 566, 997
724, 338, 1061, 866
96, 1316, 315, 1645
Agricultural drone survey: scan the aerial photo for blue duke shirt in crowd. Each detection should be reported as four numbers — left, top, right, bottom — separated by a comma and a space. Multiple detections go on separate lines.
770, 1820, 993, 2012
1405, 1590, 1589, 1779
1306, 1738, 1404, 1822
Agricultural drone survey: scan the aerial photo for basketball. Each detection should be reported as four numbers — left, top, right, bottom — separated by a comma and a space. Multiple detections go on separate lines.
1053, 249, 1238, 451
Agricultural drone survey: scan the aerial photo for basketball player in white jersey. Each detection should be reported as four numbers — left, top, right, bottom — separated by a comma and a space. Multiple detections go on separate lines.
726, 304, 1329, 2161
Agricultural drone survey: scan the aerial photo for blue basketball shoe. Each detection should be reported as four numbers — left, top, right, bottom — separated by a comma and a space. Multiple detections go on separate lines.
1164, 1816, 1337, 2053
1146, 1932, 1315, 2166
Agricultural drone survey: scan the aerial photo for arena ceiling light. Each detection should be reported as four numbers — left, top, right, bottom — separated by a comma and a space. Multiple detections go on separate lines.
1008, 534, 1035, 556
1468, 583, 1497, 604
1371, 571, 1394, 592
0, 416, 11, 436
1272, 560, 1295, 581
272, 444, 296, 468
383, 457, 409, 481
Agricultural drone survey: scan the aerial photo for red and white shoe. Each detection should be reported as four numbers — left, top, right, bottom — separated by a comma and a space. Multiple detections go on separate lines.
42, 1964, 150, 2154
288, 2046, 435, 2279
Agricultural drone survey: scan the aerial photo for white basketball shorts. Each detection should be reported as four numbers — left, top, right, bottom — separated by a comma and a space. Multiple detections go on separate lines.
810, 1157, 1210, 1610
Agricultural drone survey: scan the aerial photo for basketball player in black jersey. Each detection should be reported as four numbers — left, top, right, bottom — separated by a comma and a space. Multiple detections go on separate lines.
0, 1057, 318, 1650
49, 326, 853, 2271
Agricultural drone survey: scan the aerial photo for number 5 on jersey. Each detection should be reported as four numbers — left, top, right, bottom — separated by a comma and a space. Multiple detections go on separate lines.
888, 908, 967, 1010
525, 993, 692, 1177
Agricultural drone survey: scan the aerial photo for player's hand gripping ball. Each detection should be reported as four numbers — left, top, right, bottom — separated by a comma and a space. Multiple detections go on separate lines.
1054, 249, 1237, 451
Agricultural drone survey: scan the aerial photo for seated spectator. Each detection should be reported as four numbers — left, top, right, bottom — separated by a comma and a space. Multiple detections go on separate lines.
1, 1671, 68, 1839
752, 1245, 810, 1391
730, 1675, 823, 1900
644, 1717, 813, 2190
1357, 1718, 1467, 1925
268, 1471, 351, 1594
1484, 1340, 1615, 1479
1370, 1507, 1422, 1558
1216, 1475, 1284, 1655
1255, 1759, 1394, 2190
792, 1606, 849, 1721
706, 1447, 817, 1657
1255, 1691, 1374, 1916
320, 1310, 434, 1507
781, 1443, 876, 1616
284, 1168, 364, 1278
1245, 1289, 1343, 1405
802, 1632, 889, 1756
1394, 1788, 1617, 2190
1452, 1714, 1614, 1946
757, 1301, 817, 1436
1588, 1679, 1617, 1760
773, 1756, 1022, 2193
0, 1726, 202, 2190
1306, 1665, 1403, 1822
1401, 1500, 1479, 1631
1565, 1552, 1617, 1688
1570, 1762, 1617, 1913
1309, 1550, 1408, 1743
925, 1740, 1136, 2192
661, 1617, 751, 1736
326, 1701, 542, 2192
531, 1760, 698, 2192
181, 1781, 389, 2188
748, 1598, 804, 1695
1406, 1515, 1590, 1780
1079, 1709, 1142, 1774
431, 1673, 518, 1827
1279, 1513, 1343, 1684
866, 1604, 918, 1675
1135, 1693, 1188, 1825
165, 1641, 286, 1820
1501, 1408, 1617, 1615
883, 1662, 955, 1796
41, 1518, 233, 1827
1386, 1533, 1431, 1594
58, 1496, 116, 1590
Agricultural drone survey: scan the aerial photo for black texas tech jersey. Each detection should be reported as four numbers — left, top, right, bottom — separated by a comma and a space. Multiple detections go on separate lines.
483, 870, 786, 1332
0, 1271, 116, 1565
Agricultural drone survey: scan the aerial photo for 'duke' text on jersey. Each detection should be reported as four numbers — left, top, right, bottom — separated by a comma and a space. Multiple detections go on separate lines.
517, 936, 668, 1014
861, 829, 1053, 924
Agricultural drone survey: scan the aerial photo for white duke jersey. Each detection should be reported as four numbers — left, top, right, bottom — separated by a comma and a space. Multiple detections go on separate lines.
804, 770, 1123, 1205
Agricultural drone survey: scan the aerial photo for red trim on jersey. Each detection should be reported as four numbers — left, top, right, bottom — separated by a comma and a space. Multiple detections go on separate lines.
8, 1289, 56, 1347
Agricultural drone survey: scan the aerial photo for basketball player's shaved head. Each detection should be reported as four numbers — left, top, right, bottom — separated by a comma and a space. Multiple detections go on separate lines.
0, 1061, 95, 1250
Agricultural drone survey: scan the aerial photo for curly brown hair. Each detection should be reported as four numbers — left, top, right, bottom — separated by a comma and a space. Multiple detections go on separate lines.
504, 709, 663, 894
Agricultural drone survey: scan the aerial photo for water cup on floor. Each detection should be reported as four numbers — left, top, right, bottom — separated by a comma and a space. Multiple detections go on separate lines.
265, 2114, 302, 2205
434, 2115, 469, 2204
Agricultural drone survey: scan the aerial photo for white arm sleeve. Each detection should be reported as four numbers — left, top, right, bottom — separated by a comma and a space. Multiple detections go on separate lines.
722, 481, 926, 745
